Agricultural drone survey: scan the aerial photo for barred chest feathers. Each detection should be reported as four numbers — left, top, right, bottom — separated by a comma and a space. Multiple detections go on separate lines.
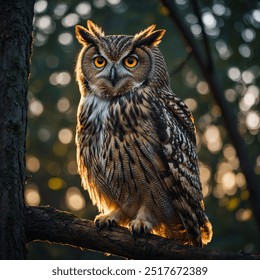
76, 89, 154, 191
77, 90, 149, 153
77, 89, 156, 225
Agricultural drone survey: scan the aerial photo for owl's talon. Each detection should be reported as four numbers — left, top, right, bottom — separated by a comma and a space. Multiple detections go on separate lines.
106, 220, 111, 228
129, 225, 137, 241
94, 219, 101, 229
106, 219, 117, 229
128, 220, 152, 239
111, 219, 117, 227
94, 212, 120, 230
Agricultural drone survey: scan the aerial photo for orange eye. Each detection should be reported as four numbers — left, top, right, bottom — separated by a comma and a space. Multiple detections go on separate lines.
93, 56, 106, 68
124, 56, 138, 68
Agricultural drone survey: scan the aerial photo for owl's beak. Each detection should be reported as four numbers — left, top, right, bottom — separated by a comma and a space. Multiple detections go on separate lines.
109, 65, 119, 87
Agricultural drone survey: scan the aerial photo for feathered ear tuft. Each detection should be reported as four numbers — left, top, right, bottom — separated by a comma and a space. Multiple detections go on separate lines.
75, 20, 105, 46
87, 20, 105, 37
133, 24, 166, 48
134, 24, 157, 40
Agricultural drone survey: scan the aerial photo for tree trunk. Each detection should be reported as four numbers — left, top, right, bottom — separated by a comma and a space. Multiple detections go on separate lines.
0, 0, 34, 259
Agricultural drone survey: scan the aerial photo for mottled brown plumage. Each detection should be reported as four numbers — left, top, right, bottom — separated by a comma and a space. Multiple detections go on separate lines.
75, 20, 212, 246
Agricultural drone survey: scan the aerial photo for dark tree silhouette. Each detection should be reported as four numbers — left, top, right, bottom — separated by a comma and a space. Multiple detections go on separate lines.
0, 0, 34, 259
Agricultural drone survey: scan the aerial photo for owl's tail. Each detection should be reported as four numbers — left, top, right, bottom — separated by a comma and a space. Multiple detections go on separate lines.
155, 215, 213, 247
153, 223, 192, 246
200, 218, 213, 246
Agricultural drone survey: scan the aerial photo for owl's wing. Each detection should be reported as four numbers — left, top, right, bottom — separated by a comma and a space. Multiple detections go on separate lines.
161, 88, 196, 144
151, 90, 207, 246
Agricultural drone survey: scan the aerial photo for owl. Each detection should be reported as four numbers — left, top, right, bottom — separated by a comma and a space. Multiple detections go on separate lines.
75, 20, 212, 247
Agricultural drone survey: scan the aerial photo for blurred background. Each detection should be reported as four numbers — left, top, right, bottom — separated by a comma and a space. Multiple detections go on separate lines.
26, 0, 260, 259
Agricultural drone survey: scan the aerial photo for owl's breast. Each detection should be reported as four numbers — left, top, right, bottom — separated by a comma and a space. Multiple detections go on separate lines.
76, 91, 161, 207
77, 91, 161, 158
78, 94, 109, 138
80, 94, 110, 126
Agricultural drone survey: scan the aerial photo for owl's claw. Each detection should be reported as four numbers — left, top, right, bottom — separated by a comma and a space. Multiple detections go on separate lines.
106, 219, 112, 228
130, 226, 147, 241
128, 219, 152, 240
94, 209, 124, 230
106, 219, 117, 229
94, 219, 101, 229
94, 215, 117, 230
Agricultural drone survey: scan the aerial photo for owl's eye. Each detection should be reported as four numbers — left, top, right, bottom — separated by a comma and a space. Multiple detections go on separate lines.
124, 56, 138, 68
93, 56, 106, 68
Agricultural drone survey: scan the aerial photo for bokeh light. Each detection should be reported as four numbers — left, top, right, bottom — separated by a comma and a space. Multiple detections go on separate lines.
25, 185, 41, 206
227, 67, 241, 82
49, 71, 71, 87
53, 3, 68, 17
196, 81, 210, 95
236, 208, 252, 222
184, 98, 197, 112
203, 125, 223, 153
27, 155, 41, 173
202, 12, 217, 29
65, 187, 86, 211
58, 33, 73, 46
34, 0, 48, 14
38, 127, 51, 142
246, 111, 260, 131
48, 177, 65, 191
62, 13, 79, 28
75, 2, 92, 17
29, 99, 44, 117
57, 97, 70, 113
58, 128, 73, 144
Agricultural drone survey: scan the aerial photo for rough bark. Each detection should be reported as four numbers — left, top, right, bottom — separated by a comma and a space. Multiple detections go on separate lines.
160, 0, 260, 231
0, 0, 34, 259
26, 206, 260, 260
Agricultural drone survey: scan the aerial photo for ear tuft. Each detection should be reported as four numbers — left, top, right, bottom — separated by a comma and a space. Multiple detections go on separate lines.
75, 21, 105, 46
134, 25, 166, 47
87, 20, 105, 37
134, 24, 157, 40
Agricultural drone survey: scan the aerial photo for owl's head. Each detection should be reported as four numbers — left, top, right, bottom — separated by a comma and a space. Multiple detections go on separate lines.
75, 20, 169, 98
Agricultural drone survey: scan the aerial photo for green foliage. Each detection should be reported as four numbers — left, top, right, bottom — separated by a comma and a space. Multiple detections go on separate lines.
27, 0, 260, 259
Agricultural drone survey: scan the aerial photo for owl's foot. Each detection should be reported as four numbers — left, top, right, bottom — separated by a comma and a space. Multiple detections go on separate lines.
94, 209, 124, 229
128, 219, 153, 239
128, 206, 155, 239
95, 217, 117, 229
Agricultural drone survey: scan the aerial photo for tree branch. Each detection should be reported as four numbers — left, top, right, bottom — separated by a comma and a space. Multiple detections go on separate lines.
160, 0, 260, 231
190, 0, 213, 72
25, 206, 260, 260
170, 49, 192, 77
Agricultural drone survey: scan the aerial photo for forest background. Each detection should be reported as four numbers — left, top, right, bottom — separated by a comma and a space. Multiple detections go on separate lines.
24, 0, 260, 259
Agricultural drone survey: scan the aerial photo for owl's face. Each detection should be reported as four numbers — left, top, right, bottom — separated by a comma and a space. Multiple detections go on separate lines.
75, 21, 167, 98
